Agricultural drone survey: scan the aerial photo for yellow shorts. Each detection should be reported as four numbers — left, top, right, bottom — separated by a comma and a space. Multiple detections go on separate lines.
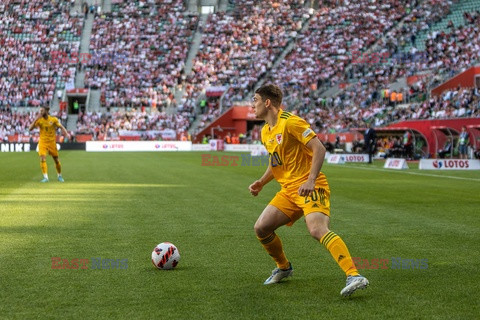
269, 174, 331, 226
38, 141, 58, 157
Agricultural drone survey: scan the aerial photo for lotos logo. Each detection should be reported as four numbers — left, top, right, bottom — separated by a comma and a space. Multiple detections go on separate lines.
444, 160, 469, 168
433, 160, 469, 169
345, 155, 366, 162
155, 144, 160, 149
103, 144, 108, 149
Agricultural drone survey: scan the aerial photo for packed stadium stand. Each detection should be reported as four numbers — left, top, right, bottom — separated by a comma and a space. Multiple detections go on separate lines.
84, 0, 198, 109
190, 0, 310, 102
276, 0, 480, 135
1, 0, 479, 155
0, 0, 82, 108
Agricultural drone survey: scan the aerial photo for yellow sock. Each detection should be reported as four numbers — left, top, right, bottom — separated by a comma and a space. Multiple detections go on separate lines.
257, 232, 290, 270
320, 231, 359, 277
55, 161, 62, 175
40, 160, 48, 175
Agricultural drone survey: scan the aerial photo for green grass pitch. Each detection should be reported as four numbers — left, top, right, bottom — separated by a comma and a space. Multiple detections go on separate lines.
1, 151, 479, 319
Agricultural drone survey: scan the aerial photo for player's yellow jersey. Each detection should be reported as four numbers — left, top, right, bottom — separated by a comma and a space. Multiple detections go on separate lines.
35, 115, 60, 143
261, 110, 319, 189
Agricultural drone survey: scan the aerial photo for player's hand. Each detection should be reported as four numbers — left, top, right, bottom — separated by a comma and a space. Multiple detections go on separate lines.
298, 180, 315, 197
249, 180, 263, 196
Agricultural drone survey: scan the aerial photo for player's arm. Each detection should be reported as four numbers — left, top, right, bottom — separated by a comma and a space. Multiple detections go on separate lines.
29, 116, 41, 131
298, 137, 326, 197
56, 121, 71, 140
249, 164, 274, 197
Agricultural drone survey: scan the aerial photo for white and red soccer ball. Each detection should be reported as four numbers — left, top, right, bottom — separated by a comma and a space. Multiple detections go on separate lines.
151, 242, 180, 270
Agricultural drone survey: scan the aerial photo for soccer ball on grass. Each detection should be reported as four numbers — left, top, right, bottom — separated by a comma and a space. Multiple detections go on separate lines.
151, 242, 180, 270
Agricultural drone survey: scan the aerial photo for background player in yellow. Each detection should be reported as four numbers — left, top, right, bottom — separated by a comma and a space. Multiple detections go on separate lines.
29, 107, 70, 183
248, 84, 369, 297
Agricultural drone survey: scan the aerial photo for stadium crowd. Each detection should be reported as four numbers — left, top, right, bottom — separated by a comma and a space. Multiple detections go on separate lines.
291, 86, 480, 135
265, 0, 412, 110
182, 0, 311, 128
282, 0, 480, 135
84, 0, 198, 109
75, 109, 193, 140
190, 0, 309, 98
0, 0, 82, 108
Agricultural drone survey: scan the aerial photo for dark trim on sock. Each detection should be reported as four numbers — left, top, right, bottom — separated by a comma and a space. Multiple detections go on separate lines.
321, 231, 335, 245
324, 233, 338, 247
260, 232, 276, 244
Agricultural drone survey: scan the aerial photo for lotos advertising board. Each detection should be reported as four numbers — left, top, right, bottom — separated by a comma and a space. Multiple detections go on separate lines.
419, 159, 480, 170
328, 154, 369, 164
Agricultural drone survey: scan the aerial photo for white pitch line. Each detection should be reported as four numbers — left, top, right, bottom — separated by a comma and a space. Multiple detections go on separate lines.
341, 164, 480, 182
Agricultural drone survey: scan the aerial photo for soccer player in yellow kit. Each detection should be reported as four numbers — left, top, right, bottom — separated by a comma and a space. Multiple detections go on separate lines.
249, 84, 369, 297
29, 107, 70, 183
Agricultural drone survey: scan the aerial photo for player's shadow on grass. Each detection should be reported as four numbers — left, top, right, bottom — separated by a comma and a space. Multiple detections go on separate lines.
262, 277, 372, 301
339, 294, 371, 302
144, 265, 193, 273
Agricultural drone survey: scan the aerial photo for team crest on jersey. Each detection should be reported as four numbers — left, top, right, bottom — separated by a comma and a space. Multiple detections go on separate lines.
275, 134, 282, 145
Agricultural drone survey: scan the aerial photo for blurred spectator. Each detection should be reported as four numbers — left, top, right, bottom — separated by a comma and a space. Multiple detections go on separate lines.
458, 125, 469, 159
438, 138, 453, 158
364, 124, 377, 164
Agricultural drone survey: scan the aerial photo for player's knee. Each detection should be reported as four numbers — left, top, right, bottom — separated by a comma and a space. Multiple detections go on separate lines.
254, 221, 272, 238
308, 224, 329, 241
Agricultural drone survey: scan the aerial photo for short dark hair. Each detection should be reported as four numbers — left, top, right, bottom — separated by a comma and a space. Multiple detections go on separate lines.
255, 84, 283, 107
41, 106, 50, 112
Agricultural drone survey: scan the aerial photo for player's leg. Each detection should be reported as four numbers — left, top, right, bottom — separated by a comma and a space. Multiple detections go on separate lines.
39, 155, 49, 182
38, 143, 49, 182
49, 143, 64, 182
254, 204, 291, 270
305, 212, 359, 276
255, 193, 302, 284
52, 156, 64, 182
305, 212, 369, 296
299, 175, 369, 296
